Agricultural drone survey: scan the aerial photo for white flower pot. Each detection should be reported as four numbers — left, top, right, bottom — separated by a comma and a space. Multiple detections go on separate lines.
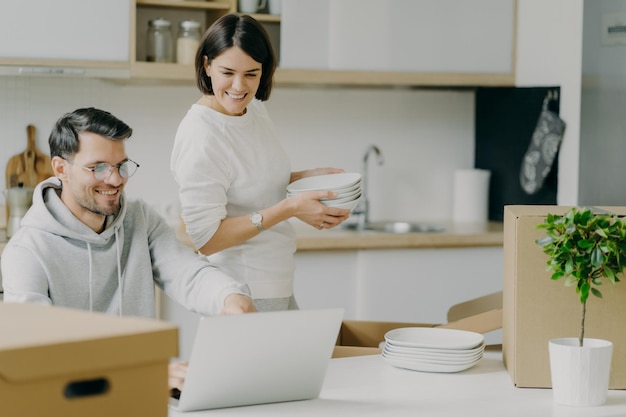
549, 338, 613, 406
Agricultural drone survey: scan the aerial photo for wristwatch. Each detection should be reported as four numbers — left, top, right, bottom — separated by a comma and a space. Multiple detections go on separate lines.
250, 211, 264, 232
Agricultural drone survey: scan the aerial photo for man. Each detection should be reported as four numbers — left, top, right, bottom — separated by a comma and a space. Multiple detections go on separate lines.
1, 107, 255, 390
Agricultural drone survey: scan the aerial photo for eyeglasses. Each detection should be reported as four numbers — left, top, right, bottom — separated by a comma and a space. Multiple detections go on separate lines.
68, 159, 140, 181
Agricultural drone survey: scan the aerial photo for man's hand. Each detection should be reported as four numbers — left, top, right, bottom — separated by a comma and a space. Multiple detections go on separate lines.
221, 293, 256, 315
168, 361, 189, 391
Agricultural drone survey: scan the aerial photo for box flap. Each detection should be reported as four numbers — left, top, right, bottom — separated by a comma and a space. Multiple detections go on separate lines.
0, 303, 178, 383
447, 291, 502, 322
438, 309, 502, 334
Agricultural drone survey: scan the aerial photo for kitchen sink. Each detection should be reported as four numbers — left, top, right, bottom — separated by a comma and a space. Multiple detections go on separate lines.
341, 221, 445, 234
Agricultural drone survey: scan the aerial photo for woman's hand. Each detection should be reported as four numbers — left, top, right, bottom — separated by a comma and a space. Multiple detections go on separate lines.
289, 190, 351, 230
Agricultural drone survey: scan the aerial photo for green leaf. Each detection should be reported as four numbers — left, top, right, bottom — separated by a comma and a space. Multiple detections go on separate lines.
591, 287, 603, 298
565, 275, 577, 287
591, 247, 604, 267
536, 236, 553, 247
578, 240, 594, 249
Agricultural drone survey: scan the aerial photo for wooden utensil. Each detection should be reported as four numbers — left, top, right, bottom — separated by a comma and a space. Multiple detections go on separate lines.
5, 124, 54, 224
5, 124, 54, 189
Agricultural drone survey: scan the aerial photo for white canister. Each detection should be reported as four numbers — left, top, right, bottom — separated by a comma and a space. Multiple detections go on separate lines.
452, 169, 491, 223
176, 20, 201, 65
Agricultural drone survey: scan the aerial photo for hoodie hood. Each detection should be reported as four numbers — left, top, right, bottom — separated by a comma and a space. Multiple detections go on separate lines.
21, 176, 127, 246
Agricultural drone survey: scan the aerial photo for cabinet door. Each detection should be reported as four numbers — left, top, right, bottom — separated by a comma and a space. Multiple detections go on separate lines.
281, 0, 515, 74
0, 0, 130, 63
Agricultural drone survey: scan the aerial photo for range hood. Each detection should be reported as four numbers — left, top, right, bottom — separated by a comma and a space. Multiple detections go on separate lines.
0, 0, 131, 79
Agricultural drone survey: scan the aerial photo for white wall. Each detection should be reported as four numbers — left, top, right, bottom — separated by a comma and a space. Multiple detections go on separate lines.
0, 76, 474, 222
515, 0, 584, 205
579, 0, 626, 205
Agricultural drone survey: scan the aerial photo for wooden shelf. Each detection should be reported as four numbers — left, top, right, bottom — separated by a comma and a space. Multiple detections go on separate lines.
129, 62, 515, 88
136, 0, 233, 11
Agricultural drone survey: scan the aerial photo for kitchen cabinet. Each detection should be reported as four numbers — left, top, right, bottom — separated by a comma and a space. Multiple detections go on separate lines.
279, 0, 517, 87
0, 0, 131, 78
131, 0, 281, 80
294, 247, 503, 324
129, 0, 517, 87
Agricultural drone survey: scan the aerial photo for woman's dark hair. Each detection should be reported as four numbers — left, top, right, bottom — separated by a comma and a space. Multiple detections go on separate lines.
49, 107, 133, 159
195, 14, 276, 101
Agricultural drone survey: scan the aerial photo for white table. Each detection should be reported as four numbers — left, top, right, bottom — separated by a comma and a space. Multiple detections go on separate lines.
169, 351, 626, 416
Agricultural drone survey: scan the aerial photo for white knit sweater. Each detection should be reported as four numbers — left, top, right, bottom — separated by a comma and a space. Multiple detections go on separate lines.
171, 99, 296, 299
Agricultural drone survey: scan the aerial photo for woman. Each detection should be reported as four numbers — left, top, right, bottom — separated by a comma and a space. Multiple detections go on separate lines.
170, 14, 350, 311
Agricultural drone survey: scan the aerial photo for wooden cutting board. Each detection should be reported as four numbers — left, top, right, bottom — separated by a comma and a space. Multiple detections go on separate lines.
5, 125, 54, 224
5, 124, 54, 189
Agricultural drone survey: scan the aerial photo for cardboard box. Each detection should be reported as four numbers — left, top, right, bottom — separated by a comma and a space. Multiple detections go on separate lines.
0, 303, 178, 417
333, 293, 503, 358
503, 205, 626, 388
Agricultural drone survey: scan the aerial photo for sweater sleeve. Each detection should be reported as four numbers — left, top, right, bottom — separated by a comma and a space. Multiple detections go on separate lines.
143, 202, 250, 316
170, 113, 231, 250
1, 243, 52, 306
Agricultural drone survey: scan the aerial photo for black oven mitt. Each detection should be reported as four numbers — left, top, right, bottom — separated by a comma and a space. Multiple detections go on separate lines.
519, 97, 566, 195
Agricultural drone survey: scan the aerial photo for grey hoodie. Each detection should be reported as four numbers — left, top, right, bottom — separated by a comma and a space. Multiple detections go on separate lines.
1, 177, 250, 318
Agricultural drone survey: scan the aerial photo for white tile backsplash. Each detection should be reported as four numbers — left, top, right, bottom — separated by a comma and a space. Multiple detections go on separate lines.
0, 76, 474, 221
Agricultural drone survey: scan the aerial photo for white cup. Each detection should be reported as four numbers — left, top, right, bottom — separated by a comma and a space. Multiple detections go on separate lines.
268, 0, 281, 15
239, 0, 266, 13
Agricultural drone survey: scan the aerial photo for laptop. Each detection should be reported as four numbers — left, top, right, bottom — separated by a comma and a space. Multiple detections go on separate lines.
169, 308, 344, 412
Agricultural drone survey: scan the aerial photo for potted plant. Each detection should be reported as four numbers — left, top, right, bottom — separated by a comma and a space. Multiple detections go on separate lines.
536, 207, 626, 406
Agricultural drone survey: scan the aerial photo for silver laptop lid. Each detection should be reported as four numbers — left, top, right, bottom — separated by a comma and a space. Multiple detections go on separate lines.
171, 308, 344, 412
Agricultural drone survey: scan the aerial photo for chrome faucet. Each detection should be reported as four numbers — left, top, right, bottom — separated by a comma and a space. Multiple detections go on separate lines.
354, 145, 384, 228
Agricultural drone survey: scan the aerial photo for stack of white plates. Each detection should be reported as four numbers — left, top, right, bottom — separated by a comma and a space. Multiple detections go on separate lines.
382, 327, 485, 373
286, 173, 362, 211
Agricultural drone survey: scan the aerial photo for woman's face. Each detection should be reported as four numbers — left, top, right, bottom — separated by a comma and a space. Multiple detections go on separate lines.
204, 46, 262, 116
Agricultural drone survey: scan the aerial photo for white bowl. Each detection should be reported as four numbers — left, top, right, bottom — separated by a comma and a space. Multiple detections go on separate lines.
321, 188, 361, 201
289, 181, 361, 198
287, 173, 361, 193
321, 192, 361, 205
322, 197, 360, 211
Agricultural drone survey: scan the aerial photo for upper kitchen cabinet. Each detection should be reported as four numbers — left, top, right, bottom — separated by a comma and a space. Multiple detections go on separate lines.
131, 0, 281, 80
279, 0, 517, 87
0, 0, 131, 78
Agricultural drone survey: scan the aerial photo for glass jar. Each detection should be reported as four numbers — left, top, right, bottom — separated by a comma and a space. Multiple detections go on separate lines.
176, 20, 201, 65
146, 18, 173, 63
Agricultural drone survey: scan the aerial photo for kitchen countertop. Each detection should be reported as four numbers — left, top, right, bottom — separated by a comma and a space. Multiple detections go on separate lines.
169, 350, 626, 416
0, 221, 504, 256
293, 221, 504, 251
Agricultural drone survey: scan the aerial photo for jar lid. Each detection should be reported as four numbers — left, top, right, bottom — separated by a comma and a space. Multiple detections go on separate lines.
149, 18, 172, 28
179, 20, 201, 30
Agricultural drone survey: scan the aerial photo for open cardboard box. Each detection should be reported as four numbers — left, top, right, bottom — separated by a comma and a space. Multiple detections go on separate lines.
0, 303, 178, 417
333, 292, 503, 358
503, 205, 626, 388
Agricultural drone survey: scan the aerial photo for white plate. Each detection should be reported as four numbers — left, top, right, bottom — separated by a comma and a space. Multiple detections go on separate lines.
287, 173, 361, 193
382, 346, 483, 364
382, 352, 482, 373
384, 327, 484, 350
383, 341, 485, 357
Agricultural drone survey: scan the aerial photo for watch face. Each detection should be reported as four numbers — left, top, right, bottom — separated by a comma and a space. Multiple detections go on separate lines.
251, 213, 262, 224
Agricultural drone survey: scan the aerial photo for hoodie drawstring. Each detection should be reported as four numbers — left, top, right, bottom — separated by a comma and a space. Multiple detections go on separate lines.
115, 228, 123, 316
87, 242, 93, 312
85, 229, 123, 316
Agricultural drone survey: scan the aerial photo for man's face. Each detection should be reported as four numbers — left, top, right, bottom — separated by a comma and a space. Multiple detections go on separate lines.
57, 132, 129, 231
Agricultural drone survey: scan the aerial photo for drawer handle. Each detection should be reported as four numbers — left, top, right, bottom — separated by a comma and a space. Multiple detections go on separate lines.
64, 377, 110, 399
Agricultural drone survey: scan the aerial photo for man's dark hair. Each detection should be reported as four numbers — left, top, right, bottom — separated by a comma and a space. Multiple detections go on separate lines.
49, 107, 133, 159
